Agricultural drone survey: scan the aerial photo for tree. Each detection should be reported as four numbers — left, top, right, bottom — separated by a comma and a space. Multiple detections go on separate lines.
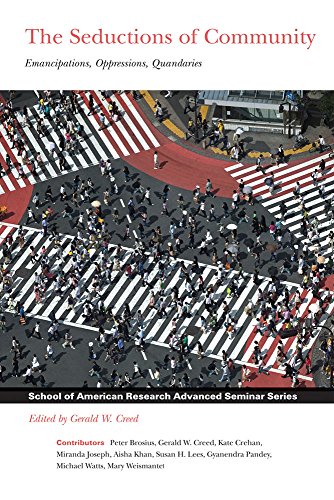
319, 91, 334, 123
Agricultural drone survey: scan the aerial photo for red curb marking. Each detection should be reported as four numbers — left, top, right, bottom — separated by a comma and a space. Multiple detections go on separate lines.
123, 142, 240, 198
0, 186, 33, 236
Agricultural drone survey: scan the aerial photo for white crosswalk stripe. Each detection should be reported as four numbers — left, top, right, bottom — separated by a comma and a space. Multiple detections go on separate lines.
0, 225, 14, 242
76, 95, 122, 158
0, 122, 38, 186
0, 222, 330, 374
121, 93, 160, 148
225, 152, 334, 253
0, 92, 160, 194
1, 172, 15, 191
15, 115, 58, 179
96, 91, 150, 151
205, 277, 260, 356
0, 127, 27, 189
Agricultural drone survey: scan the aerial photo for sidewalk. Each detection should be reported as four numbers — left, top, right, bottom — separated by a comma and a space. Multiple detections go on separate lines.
139, 90, 334, 163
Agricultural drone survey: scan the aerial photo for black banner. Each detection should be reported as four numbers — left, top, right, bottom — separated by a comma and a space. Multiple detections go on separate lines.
0, 388, 333, 404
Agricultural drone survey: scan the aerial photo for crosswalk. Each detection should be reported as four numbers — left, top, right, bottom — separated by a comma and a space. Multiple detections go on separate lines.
225, 152, 334, 254
0, 91, 160, 194
0, 222, 331, 375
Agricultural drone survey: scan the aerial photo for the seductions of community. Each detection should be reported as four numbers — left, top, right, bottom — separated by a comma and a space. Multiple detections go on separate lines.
25, 28, 316, 50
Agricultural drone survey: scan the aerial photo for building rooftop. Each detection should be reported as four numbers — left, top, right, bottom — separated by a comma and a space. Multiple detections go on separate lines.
198, 90, 302, 106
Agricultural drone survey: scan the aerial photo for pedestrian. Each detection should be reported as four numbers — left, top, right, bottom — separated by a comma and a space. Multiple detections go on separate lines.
291, 371, 299, 388
123, 165, 130, 182
60, 184, 67, 201
193, 185, 200, 204
111, 207, 119, 225
222, 202, 229, 218
311, 168, 319, 186
232, 190, 240, 210
32, 192, 40, 209
0, 315, 6, 333
103, 188, 111, 206
142, 187, 153, 205
184, 95, 192, 114
132, 361, 144, 379
153, 368, 161, 386
176, 193, 184, 210
11, 358, 19, 378
43, 185, 54, 205
207, 204, 216, 222
31, 354, 42, 374
196, 342, 204, 359
252, 342, 261, 364
293, 181, 301, 199
318, 134, 326, 152
62, 331, 75, 349
22, 365, 34, 384
26, 207, 38, 224
47, 140, 56, 158
205, 179, 215, 197
196, 200, 207, 218
256, 153, 266, 174
89, 361, 101, 378
170, 357, 177, 374
305, 354, 312, 374
5, 153, 12, 170
31, 320, 43, 339
207, 360, 219, 377
98, 112, 106, 130
277, 144, 285, 162
124, 224, 131, 241
133, 178, 144, 194
258, 357, 270, 376
241, 365, 251, 383
319, 184, 325, 199
128, 197, 135, 217
219, 363, 231, 383
41, 218, 48, 237
161, 200, 169, 216
46, 343, 56, 363
153, 151, 160, 169
62, 204, 73, 220
281, 363, 295, 379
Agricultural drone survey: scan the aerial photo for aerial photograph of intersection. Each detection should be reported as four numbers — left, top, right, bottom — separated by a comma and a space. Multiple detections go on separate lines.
0, 89, 333, 389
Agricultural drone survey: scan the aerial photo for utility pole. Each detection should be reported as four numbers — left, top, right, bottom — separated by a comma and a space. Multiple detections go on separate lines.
288, 101, 292, 139
194, 91, 199, 143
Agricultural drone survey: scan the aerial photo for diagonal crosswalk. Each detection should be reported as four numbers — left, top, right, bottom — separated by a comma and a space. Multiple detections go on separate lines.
0, 222, 330, 377
225, 152, 334, 254
0, 91, 160, 195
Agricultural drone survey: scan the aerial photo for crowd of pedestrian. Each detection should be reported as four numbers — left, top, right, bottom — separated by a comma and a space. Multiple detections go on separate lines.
0, 90, 333, 388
